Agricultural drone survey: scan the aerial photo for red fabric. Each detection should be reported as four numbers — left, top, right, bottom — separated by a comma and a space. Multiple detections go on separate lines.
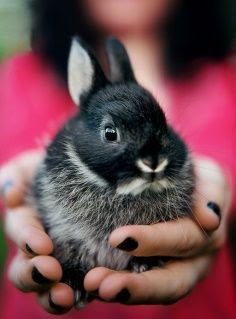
0, 53, 236, 319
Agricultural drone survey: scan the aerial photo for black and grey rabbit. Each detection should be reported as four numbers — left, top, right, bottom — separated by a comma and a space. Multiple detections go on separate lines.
33, 37, 194, 307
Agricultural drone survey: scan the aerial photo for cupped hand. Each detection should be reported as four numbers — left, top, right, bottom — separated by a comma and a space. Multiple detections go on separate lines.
0, 153, 231, 311
0, 151, 75, 314
84, 158, 231, 305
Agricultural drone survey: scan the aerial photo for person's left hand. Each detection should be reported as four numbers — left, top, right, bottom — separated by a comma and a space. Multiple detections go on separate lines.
84, 158, 231, 305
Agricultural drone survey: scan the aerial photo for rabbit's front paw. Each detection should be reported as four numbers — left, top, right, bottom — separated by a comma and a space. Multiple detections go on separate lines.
131, 261, 150, 273
62, 268, 89, 308
129, 257, 151, 273
128, 256, 169, 273
74, 289, 89, 309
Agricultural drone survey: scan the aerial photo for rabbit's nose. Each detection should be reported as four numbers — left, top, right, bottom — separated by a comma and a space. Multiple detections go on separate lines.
141, 157, 156, 170
137, 158, 168, 174
138, 157, 158, 172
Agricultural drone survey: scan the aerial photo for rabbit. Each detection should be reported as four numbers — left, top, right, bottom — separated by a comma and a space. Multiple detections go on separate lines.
32, 36, 195, 307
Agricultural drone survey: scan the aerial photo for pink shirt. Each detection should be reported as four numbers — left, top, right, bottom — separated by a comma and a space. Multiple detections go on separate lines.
0, 53, 236, 319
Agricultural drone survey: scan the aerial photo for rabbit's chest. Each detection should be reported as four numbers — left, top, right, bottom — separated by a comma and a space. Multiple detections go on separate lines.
45, 194, 155, 271
50, 224, 131, 271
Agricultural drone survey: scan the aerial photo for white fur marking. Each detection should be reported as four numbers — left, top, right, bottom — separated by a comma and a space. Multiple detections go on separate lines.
116, 176, 172, 196
155, 159, 168, 173
68, 39, 94, 105
66, 143, 108, 187
136, 160, 153, 173
136, 158, 168, 173
117, 178, 147, 195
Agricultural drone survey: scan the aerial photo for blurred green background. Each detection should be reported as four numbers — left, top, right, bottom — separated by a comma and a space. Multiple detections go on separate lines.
0, 0, 30, 61
0, 0, 30, 274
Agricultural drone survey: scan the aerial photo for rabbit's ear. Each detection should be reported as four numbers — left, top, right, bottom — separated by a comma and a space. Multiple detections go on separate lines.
68, 37, 108, 105
106, 37, 136, 83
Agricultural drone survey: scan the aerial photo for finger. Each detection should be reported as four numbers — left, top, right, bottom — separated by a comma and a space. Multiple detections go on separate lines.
89, 255, 213, 305
8, 253, 62, 293
4, 206, 53, 256
0, 150, 43, 208
109, 217, 213, 257
37, 283, 74, 314
193, 157, 231, 230
84, 267, 117, 292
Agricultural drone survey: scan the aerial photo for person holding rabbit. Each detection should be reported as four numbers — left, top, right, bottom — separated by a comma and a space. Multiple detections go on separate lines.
0, 0, 235, 318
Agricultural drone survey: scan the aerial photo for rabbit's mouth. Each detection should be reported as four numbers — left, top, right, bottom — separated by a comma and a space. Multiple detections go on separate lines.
116, 176, 171, 196
116, 157, 170, 196
141, 171, 164, 183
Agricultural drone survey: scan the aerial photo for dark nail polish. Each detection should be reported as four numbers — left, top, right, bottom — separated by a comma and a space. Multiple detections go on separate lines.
117, 237, 138, 251
0, 180, 14, 196
49, 293, 64, 311
32, 267, 53, 285
207, 202, 221, 219
26, 244, 37, 256
113, 288, 131, 303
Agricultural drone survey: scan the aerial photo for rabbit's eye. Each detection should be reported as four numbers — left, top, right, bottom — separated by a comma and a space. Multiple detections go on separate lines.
105, 126, 117, 142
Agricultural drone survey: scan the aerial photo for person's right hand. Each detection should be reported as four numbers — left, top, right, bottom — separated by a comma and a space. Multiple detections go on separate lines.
0, 150, 75, 314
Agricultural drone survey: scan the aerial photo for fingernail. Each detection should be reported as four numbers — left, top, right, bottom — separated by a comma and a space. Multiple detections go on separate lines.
207, 202, 221, 220
0, 180, 14, 196
49, 293, 65, 311
113, 288, 131, 303
32, 267, 53, 285
117, 237, 138, 251
25, 244, 37, 256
